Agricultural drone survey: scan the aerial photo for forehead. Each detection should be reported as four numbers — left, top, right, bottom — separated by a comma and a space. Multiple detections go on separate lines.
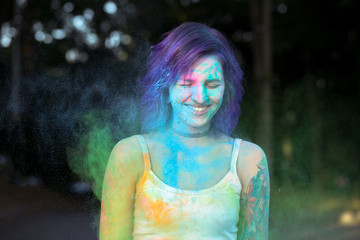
182, 55, 223, 80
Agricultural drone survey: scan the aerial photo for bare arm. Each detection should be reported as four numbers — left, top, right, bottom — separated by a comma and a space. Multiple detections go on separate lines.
237, 143, 270, 240
100, 136, 142, 240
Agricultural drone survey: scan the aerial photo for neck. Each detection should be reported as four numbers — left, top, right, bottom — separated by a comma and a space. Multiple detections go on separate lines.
173, 127, 211, 138
171, 120, 211, 135
151, 126, 220, 149
168, 121, 212, 147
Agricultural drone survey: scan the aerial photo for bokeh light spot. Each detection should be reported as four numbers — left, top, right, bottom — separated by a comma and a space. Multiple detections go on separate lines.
43, 33, 53, 44
85, 33, 99, 48
121, 34, 131, 45
277, 3, 287, 14
63, 2, 74, 13
282, 139, 293, 158
32, 21, 43, 32
72, 15, 87, 32
105, 31, 123, 49
117, 50, 128, 61
65, 48, 80, 63
103, 1, 117, 15
52, 29, 66, 40
35, 30, 46, 42
65, 49, 88, 63
83, 8, 95, 21
2, 22, 17, 37
242, 32, 253, 42
0, 35, 11, 47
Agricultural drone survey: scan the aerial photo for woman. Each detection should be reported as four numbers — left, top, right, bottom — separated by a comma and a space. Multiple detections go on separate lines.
100, 22, 270, 240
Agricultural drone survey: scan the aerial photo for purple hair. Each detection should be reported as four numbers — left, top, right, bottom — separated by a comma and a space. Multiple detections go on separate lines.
138, 22, 244, 135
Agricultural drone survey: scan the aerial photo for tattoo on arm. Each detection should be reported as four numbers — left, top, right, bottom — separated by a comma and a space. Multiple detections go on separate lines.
238, 157, 270, 240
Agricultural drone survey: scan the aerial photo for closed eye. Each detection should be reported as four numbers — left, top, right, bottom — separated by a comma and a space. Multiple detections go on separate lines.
178, 83, 192, 87
206, 83, 221, 89
206, 79, 222, 89
177, 79, 193, 87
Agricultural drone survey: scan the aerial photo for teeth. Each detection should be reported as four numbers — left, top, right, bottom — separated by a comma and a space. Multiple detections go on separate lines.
189, 106, 207, 112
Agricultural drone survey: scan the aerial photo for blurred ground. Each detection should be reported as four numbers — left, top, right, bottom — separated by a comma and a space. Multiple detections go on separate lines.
269, 185, 360, 240
0, 181, 359, 240
0, 181, 98, 240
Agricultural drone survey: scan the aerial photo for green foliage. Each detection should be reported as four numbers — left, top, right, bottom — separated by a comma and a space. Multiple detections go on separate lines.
240, 76, 359, 193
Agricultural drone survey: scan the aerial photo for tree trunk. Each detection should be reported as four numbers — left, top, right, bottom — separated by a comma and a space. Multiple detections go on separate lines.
250, 0, 273, 173
9, 0, 27, 182
10, 0, 22, 121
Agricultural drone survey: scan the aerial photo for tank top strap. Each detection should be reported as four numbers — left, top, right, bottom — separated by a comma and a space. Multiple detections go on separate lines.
135, 135, 151, 172
230, 138, 242, 176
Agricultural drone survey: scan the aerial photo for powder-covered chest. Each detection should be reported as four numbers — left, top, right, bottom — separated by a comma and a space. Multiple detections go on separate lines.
149, 144, 233, 191
134, 176, 241, 232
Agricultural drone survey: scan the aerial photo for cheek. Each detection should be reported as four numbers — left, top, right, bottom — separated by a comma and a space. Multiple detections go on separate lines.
170, 89, 191, 104
209, 88, 225, 104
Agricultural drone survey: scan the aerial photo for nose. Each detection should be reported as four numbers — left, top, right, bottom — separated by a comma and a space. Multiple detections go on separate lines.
192, 84, 208, 104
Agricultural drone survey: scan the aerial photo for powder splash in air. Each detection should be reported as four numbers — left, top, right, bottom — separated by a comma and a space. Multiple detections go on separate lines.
67, 110, 115, 200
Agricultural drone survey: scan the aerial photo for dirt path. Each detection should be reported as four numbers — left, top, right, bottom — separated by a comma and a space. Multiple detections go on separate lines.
0, 182, 98, 240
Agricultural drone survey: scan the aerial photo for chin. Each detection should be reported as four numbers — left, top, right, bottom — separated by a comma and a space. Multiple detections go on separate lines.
186, 119, 211, 129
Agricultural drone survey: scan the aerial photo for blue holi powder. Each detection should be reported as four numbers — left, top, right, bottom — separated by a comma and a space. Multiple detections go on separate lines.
157, 137, 202, 189
159, 139, 225, 189
162, 156, 180, 188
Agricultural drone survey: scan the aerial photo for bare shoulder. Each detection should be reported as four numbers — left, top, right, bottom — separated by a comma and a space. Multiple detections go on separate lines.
238, 140, 266, 166
236, 140, 268, 186
107, 135, 143, 180
111, 135, 143, 158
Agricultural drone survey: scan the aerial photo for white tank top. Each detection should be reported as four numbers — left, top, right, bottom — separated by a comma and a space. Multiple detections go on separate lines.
133, 135, 242, 240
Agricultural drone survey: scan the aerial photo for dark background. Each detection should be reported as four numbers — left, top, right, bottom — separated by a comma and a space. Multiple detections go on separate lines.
0, 0, 359, 239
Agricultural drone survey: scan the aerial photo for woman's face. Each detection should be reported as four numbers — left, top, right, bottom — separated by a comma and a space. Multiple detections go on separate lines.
169, 55, 225, 132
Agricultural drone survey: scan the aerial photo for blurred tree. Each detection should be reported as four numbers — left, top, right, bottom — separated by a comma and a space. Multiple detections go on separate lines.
0, 0, 359, 193
10, 0, 26, 121
250, 0, 273, 173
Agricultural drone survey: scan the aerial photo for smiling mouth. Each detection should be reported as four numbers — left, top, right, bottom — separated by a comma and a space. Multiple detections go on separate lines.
185, 105, 210, 114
